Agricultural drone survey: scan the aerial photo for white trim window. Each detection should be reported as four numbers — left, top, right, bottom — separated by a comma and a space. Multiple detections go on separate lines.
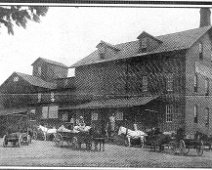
91, 112, 98, 121
115, 111, 123, 120
194, 105, 198, 123
142, 76, 148, 92
166, 105, 173, 122
166, 74, 174, 92
51, 92, 55, 102
38, 93, 42, 103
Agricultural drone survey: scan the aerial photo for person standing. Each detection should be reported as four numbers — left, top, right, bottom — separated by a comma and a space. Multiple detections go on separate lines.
108, 113, 116, 139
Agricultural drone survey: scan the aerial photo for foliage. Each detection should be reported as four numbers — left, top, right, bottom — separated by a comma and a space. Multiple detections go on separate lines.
0, 6, 48, 35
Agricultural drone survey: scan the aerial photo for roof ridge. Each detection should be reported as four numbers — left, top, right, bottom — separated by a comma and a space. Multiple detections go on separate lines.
156, 25, 212, 38
113, 26, 212, 48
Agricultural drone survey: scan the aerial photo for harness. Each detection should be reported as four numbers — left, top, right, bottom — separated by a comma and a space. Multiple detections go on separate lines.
125, 128, 128, 137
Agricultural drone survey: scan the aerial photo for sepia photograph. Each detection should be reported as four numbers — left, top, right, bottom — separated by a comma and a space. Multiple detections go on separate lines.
0, 1, 212, 168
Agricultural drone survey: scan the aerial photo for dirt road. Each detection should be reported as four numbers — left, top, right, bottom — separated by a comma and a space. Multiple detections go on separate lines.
0, 139, 212, 167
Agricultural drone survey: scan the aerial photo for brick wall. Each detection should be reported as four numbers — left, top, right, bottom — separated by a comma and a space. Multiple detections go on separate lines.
75, 51, 186, 132
185, 32, 212, 135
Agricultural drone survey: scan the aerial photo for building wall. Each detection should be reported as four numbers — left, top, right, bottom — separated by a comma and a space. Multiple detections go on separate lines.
185, 32, 212, 135
75, 51, 186, 132
33, 60, 68, 81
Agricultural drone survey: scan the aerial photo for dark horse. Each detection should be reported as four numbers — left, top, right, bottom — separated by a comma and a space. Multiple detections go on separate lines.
73, 127, 105, 151
195, 131, 212, 150
145, 128, 171, 152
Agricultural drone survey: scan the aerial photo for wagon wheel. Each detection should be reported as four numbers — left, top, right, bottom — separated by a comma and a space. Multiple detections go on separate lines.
32, 131, 37, 140
196, 140, 204, 156
54, 133, 63, 147
168, 141, 176, 155
3, 135, 7, 147
179, 140, 189, 155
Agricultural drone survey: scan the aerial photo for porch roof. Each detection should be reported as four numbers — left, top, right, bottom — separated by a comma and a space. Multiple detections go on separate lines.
60, 96, 158, 110
0, 107, 28, 116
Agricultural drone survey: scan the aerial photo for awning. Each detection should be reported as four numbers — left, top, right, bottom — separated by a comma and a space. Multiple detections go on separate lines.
0, 108, 28, 116
60, 96, 158, 110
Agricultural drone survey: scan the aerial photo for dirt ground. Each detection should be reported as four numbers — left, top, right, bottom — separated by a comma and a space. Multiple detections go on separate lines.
0, 138, 212, 168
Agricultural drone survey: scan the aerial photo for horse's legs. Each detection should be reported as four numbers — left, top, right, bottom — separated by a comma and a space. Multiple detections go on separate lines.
128, 137, 131, 147
140, 137, 144, 148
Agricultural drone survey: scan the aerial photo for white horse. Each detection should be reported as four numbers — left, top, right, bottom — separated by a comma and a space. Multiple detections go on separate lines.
37, 125, 57, 141
118, 126, 147, 147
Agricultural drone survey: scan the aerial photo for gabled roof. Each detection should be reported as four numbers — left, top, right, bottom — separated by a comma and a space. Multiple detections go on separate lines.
137, 31, 162, 43
31, 57, 68, 68
71, 26, 212, 68
15, 72, 57, 89
96, 40, 120, 51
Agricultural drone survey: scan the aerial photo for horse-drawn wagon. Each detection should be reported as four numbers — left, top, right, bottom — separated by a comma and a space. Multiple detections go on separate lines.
54, 125, 93, 150
3, 132, 31, 147
168, 137, 204, 156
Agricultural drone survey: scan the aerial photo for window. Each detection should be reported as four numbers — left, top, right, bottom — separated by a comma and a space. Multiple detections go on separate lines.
42, 106, 48, 119
115, 111, 123, 120
142, 76, 148, 92
13, 76, 19, 82
51, 92, 55, 102
141, 37, 147, 53
49, 106, 58, 119
199, 43, 203, 60
38, 93, 41, 103
194, 105, 198, 123
62, 113, 68, 121
205, 108, 209, 127
194, 74, 198, 92
141, 38, 147, 48
99, 46, 105, 59
64, 79, 69, 86
38, 66, 42, 76
166, 105, 173, 122
91, 112, 98, 121
166, 74, 174, 91
205, 78, 209, 96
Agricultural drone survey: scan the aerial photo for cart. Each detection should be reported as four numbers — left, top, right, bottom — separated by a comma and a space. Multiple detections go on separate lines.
54, 131, 79, 148
168, 136, 204, 156
3, 132, 30, 147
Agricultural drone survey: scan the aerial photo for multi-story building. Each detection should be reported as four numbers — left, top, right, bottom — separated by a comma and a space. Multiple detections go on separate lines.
0, 57, 76, 135
1, 8, 212, 137
64, 8, 212, 135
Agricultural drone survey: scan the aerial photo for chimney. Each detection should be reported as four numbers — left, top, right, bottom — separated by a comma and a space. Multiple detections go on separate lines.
200, 8, 211, 27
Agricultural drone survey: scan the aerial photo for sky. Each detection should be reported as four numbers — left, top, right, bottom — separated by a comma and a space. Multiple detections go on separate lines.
0, 7, 202, 84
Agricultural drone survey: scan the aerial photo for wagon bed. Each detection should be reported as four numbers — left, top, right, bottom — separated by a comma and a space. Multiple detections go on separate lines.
3, 132, 31, 147
54, 131, 79, 147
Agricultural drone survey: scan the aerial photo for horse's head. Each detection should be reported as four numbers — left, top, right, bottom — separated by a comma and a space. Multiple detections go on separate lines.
118, 126, 124, 136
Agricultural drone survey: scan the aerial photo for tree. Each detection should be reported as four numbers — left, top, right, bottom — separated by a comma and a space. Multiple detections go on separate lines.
0, 6, 48, 35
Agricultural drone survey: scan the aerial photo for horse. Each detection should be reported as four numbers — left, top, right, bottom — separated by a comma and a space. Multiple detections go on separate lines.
145, 128, 172, 152
118, 126, 147, 147
37, 125, 57, 141
72, 127, 93, 150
